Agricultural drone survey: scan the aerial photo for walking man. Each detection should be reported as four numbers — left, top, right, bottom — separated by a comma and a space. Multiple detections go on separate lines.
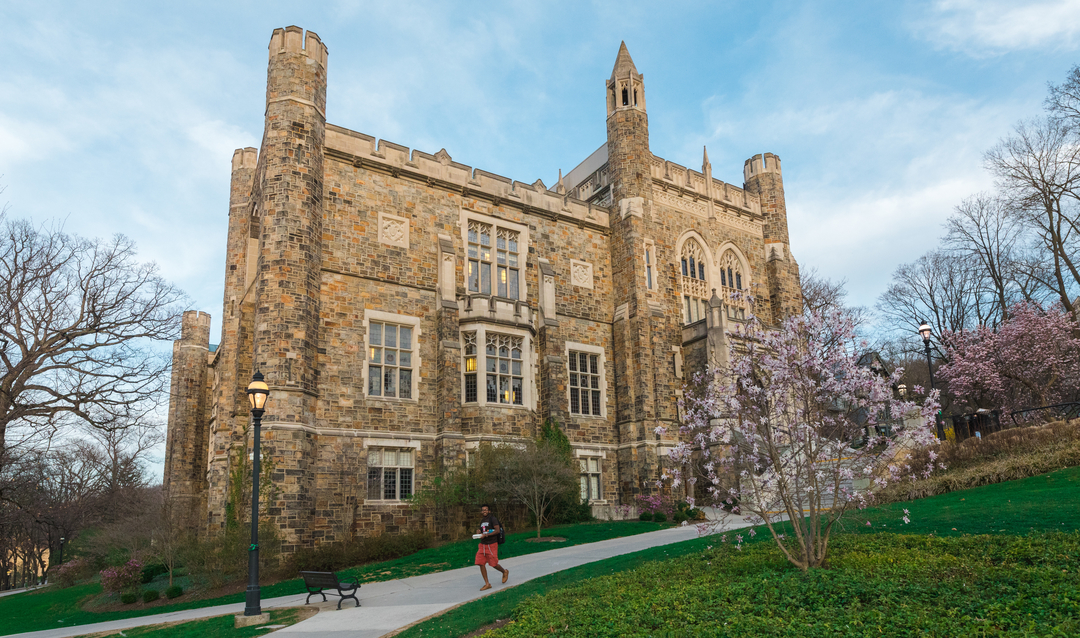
475, 504, 508, 590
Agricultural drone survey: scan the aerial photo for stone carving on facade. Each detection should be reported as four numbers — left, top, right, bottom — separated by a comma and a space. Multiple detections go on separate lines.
570, 259, 594, 289
378, 212, 409, 248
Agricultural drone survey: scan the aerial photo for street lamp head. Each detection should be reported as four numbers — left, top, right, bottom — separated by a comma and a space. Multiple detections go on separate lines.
247, 371, 270, 411
918, 320, 932, 343
898, 384, 907, 399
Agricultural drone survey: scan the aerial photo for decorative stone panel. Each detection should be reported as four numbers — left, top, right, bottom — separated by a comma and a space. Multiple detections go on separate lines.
570, 259, 594, 289
378, 212, 410, 249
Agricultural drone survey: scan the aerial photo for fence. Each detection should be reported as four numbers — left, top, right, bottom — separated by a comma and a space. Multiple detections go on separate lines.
942, 402, 1080, 442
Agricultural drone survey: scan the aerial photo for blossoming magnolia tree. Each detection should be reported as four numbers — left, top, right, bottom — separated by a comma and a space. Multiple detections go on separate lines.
939, 302, 1080, 415
662, 306, 939, 570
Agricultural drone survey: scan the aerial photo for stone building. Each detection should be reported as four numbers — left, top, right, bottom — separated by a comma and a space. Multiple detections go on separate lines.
163, 26, 802, 552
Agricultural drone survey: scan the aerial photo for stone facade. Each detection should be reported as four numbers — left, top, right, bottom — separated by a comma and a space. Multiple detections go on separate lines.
163, 27, 802, 551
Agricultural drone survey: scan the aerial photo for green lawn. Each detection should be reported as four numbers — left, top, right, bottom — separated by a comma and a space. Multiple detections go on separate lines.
396, 465, 1080, 638
94, 607, 308, 638
0, 520, 665, 637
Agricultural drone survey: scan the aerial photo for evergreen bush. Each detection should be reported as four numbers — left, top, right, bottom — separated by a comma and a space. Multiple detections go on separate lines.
120, 592, 137, 605
165, 585, 184, 599
638, 512, 653, 522
142, 589, 159, 603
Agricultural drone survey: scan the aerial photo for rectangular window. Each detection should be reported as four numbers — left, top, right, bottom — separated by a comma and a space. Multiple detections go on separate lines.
569, 351, 602, 416
463, 332, 478, 403
468, 221, 492, 295
646, 249, 653, 289
489, 333, 523, 405
467, 219, 521, 300
463, 330, 525, 406
366, 448, 414, 501
368, 320, 414, 399
579, 457, 601, 501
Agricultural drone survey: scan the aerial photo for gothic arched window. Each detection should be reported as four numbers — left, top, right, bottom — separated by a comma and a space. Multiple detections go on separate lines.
680, 239, 708, 324
719, 249, 747, 319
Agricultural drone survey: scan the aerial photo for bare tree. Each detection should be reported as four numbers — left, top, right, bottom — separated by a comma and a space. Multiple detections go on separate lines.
1046, 64, 1080, 126
943, 193, 1027, 326
985, 118, 1080, 321
483, 442, 578, 539
876, 249, 983, 359
0, 215, 185, 471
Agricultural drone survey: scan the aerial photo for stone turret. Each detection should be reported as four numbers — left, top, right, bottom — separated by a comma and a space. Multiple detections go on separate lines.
744, 153, 802, 322
605, 42, 679, 499
163, 310, 212, 528
252, 26, 328, 551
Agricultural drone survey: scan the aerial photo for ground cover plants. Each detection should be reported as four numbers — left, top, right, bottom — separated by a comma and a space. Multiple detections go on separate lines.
0, 520, 666, 636
491, 533, 1080, 637
395, 465, 1080, 638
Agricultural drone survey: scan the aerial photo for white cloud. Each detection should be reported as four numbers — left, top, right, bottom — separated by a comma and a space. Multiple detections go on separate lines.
914, 0, 1080, 55
702, 87, 1014, 308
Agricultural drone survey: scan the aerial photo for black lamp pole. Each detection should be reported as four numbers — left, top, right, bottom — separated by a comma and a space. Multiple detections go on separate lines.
58, 537, 64, 567
244, 371, 270, 617
919, 320, 943, 439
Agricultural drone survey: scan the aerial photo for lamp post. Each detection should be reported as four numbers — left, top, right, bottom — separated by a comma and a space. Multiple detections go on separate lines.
58, 537, 64, 567
918, 320, 943, 439
244, 371, 270, 618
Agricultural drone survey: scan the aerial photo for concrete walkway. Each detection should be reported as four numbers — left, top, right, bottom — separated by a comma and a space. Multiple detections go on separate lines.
8, 516, 751, 638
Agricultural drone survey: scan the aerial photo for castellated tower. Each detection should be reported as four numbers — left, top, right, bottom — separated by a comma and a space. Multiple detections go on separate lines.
744, 153, 802, 323
204, 147, 259, 532
163, 310, 212, 528
606, 43, 681, 498
252, 26, 328, 550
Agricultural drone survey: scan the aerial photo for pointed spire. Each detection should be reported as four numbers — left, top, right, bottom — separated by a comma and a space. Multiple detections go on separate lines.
702, 145, 711, 171
557, 169, 566, 195
610, 41, 640, 80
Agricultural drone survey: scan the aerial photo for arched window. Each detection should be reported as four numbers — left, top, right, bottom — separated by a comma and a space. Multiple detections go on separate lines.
622, 87, 629, 106
680, 240, 708, 324
719, 249, 747, 319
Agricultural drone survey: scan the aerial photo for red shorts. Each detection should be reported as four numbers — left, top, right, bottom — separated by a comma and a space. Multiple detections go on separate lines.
475, 542, 499, 566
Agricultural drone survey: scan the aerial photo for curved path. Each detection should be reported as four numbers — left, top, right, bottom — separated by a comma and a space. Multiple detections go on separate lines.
10, 516, 750, 638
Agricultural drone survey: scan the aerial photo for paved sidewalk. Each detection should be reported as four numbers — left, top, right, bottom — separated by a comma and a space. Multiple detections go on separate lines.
8, 516, 750, 638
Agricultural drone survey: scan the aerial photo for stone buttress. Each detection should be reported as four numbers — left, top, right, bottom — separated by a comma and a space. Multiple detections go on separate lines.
163, 310, 212, 528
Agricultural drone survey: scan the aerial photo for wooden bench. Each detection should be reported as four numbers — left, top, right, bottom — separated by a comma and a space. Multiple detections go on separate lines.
299, 571, 361, 610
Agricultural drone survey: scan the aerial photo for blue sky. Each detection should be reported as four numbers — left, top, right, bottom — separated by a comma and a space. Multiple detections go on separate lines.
2, 1, 1079, 471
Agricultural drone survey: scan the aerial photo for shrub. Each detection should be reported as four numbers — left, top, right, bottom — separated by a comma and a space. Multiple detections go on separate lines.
54, 558, 90, 588
165, 585, 184, 599
638, 512, 653, 522
100, 559, 143, 594
181, 521, 281, 589
140, 563, 168, 584
653, 512, 667, 523
287, 529, 433, 575
142, 589, 159, 603
879, 419, 1080, 502
120, 592, 138, 604
672, 512, 688, 524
